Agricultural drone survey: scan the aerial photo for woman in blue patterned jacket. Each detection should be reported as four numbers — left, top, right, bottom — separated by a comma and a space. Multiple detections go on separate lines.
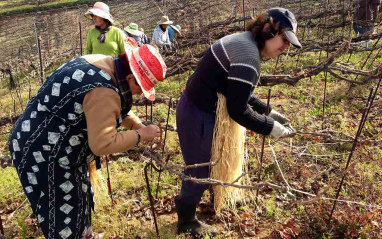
9, 43, 166, 238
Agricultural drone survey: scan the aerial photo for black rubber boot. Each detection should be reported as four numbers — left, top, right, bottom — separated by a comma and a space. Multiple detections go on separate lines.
175, 197, 218, 237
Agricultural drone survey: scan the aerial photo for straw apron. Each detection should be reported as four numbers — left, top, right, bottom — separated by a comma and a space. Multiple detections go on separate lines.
210, 94, 247, 213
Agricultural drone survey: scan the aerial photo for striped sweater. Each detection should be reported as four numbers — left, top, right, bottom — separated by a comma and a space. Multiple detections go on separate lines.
185, 31, 274, 135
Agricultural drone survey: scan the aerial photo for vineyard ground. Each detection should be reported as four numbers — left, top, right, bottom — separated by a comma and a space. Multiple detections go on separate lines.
0, 0, 96, 16
1, 51, 381, 238
0, 2, 382, 239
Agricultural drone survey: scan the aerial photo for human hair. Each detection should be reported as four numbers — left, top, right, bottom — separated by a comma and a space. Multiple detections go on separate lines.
245, 12, 286, 51
105, 19, 112, 26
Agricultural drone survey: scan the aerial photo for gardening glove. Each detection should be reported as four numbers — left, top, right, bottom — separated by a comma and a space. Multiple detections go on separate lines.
268, 109, 290, 125
284, 124, 295, 133
270, 121, 294, 138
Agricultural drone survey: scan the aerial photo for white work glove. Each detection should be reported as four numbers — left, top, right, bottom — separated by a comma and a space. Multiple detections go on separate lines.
268, 109, 290, 125
285, 124, 295, 132
270, 121, 295, 138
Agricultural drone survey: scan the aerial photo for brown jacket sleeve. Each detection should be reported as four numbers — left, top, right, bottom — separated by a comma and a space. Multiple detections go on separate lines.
83, 87, 139, 156
121, 110, 141, 130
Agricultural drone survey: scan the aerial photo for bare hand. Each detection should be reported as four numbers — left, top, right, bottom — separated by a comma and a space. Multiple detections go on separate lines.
137, 125, 161, 143
346, 11, 351, 22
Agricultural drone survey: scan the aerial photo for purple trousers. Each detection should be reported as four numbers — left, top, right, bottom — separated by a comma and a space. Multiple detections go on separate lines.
176, 93, 215, 204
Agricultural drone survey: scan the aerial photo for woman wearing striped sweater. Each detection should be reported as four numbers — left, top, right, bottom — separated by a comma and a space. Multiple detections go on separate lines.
175, 8, 302, 237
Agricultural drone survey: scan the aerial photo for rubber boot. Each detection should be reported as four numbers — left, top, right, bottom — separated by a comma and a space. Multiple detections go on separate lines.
175, 197, 218, 237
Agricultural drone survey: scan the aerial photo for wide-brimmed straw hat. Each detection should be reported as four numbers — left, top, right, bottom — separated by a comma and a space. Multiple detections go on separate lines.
125, 23, 140, 36
157, 16, 173, 25
84, 2, 114, 24
170, 25, 182, 36
125, 44, 166, 101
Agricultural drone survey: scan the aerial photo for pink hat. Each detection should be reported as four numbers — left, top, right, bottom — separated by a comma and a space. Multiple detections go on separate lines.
126, 44, 166, 101
84, 2, 114, 24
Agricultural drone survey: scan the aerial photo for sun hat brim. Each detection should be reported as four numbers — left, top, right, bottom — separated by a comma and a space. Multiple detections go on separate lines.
285, 31, 302, 48
170, 25, 182, 36
126, 49, 156, 101
125, 28, 140, 36
157, 20, 173, 25
84, 9, 114, 24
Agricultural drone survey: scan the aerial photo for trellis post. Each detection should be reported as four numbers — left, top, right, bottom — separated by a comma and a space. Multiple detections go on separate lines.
34, 23, 44, 84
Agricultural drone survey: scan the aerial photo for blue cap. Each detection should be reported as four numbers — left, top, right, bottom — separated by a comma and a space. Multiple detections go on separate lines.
267, 8, 302, 48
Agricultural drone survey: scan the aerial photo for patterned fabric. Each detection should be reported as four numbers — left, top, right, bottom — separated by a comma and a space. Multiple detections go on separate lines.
114, 55, 133, 116
95, 25, 112, 43
136, 32, 150, 46
9, 57, 126, 239
122, 31, 150, 47
140, 33, 150, 45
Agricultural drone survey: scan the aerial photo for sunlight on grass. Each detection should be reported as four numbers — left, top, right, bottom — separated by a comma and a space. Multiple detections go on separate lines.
0, 0, 95, 15
0, 168, 23, 206
0, 1, 10, 7
0, 2, 381, 238
0, 4, 35, 15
